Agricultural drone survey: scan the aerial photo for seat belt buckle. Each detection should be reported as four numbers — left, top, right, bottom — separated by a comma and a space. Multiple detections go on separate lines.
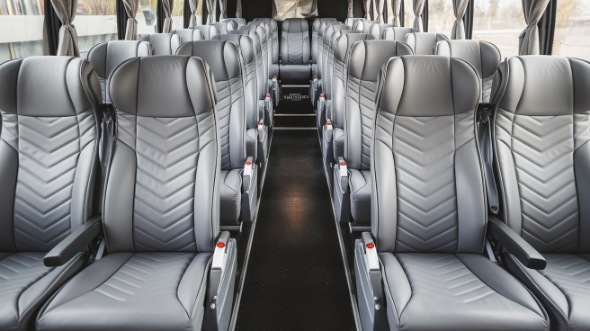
477, 103, 493, 123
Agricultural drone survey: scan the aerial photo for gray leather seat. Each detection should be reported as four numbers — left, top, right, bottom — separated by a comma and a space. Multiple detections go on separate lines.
86, 40, 151, 103
174, 28, 205, 44
382, 26, 417, 41
314, 21, 339, 99
230, 30, 268, 98
280, 18, 311, 83
436, 40, 501, 103
253, 18, 279, 78
176, 41, 258, 225
245, 23, 269, 93
223, 18, 246, 29
354, 56, 550, 331
215, 33, 269, 163
0, 56, 101, 331
312, 18, 337, 78
331, 41, 412, 225
193, 24, 219, 39
368, 23, 392, 39
36, 56, 237, 331
344, 18, 365, 30
139, 33, 182, 55
405, 32, 448, 55
214, 21, 236, 34
492, 56, 590, 331
321, 24, 351, 102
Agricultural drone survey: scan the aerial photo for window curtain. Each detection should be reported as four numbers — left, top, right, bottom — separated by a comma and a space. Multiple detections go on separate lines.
122, 0, 138, 40
206, 0, 216, 24
375, 0, 384, 23
347, 0, 353, 18
219, 0, 227, 20
451, 0, 469, 39
189, 0, 198, 26
412, 0, 425, 31
162, 0, 173, 33
519, 0, 550, 55
236, 0, 242, 18
49, 0, 79, 56
391, 0, 400, 26
363, 0, 371, 19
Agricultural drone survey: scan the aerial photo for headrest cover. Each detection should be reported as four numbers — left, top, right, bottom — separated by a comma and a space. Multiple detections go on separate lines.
405, 32, 448, 55
109, 56, 215, 118
215, 34, 255, 64
435, 40, 501, 79
334, 33, 375, 63
87, 40, 152, 79
0, 56, 101, 117
348, 40, 413, 81
176, 40, 243, 82
494, 56, 590, 116
378, 56, 480, 117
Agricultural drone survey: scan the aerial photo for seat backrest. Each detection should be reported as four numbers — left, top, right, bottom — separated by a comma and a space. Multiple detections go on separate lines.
176, 41, 247, 171
174, 28, 205, 44
323, 26, 352, 99
353, 19, 368, 31
0, 56, 101, 252
215, 34, 258, 131
322, 24, 351, 90
223, 18, 246, 29
256, 21, 276, 76
231, 30, 266, 99
245, 23, 269, 82
382, 26, 417, 41
405, 32, 448, 55
312, 18, 338, 70
373, 56, 483, 254
139, 33, 182, 55
345, 18, 365, 29
492, 56, 590, 254
281, 18, 310, 65
369, 23, 392, 40
317, 21, 339, 79
253, 18, 279, 66
435, 40, 501, 103
193, 25, 220, 40
87, 40, 151, 103
344, 41, 413, 170
104, 56, 218, 253
214, 21, 236, 34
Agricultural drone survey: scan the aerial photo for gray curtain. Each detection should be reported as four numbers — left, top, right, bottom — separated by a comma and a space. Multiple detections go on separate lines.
412, 0, 425, 31
206, 0, 216, 24
236, 0, 242, 18
347, 0, 354, 18
162, 0, 173, 33
122, 0, 138, 40
189, 0, 198, 26
392, 0, 401, 26
219, 0, 227, 20
519, 0, 550, 55
50, 0, 79, 56
363, 0, 371, 19
375, 0, 384, 23
451, 0, 469, 39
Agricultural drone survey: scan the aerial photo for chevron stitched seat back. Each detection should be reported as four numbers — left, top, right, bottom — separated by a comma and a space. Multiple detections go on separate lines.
0, 57, 100, 252
104, 56, 219, 253
493, 56, 590, 254
373, 56, 485, 254
281, 19, 310, 65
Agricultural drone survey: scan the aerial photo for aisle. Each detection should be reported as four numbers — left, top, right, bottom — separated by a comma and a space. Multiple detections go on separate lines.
235, 130, 357, 331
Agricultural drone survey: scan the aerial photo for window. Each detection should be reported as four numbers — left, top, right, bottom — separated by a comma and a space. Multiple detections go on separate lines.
171, 0, 184, 30
472, 0, 526, 58
0, 0, 45, 63
427, 0, 454, 37
137, 0, 158, 35
75, 0, 117, 54
552, 0, 590, 60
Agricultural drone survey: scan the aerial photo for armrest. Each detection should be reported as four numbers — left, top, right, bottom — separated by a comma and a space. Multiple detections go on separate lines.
336, 157, 349, 195
44, 215, 102, 267
358, 232, 385, 312
264, 93, 274, 127
489, 216, 546, 269
241, 157, 258, 222
242, 156, 255, 193
361, 232, 379, 272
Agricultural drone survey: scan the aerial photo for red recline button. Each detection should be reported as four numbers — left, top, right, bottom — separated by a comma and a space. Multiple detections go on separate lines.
217, 242, 226, 248
366, 243, 375, 249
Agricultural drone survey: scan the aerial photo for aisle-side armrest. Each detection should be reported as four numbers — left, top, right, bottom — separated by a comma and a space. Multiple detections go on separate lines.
44, 215, 102, 267
489, 216, 546, 269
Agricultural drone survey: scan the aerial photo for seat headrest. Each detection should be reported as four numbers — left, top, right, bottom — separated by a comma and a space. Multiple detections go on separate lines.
313, 18, 337, 31
215, 34, 255, 64
109, 56, 215, 118
175, 40, 243, 82
139, 33, 182, 55
348, 40, 413, 81
333, 33, 376, 63
325, 24, 351, 43
370, 23, 392, 39
87, 40, 152, 79
435, 40, 501, 79
383, 27, 417, 41
193, 25, 219, 39
282, 18, 309, 33
230, 30, 261, 49
0, 56, 101, 116
378, 56, 480, 116
494, 56, 590, 116
405, 32, 449, 55
174, 29, 205, 43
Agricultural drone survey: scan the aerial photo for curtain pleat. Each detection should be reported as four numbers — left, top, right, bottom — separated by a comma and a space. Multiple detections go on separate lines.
162, 0, 173, 33
206, 0, 216, 24
236, 0, 242, 18
451, 0, 469, 39
122, 0, 138, 40
219, 0, 227, 20
519, 0, 550, 55
364, 0, 371, 19
49, 0, 79, 56
347, 0, 354, 18
189, 0, 198, 26
375, 0, 384, 23
412, 0, 425, 31
392, 0, 401, 26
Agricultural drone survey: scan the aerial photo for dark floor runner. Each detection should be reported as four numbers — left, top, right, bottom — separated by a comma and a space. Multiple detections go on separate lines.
235, 130, 356, 331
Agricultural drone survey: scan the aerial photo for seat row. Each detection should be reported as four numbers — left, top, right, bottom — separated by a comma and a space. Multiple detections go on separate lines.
0, 55, 237, 331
